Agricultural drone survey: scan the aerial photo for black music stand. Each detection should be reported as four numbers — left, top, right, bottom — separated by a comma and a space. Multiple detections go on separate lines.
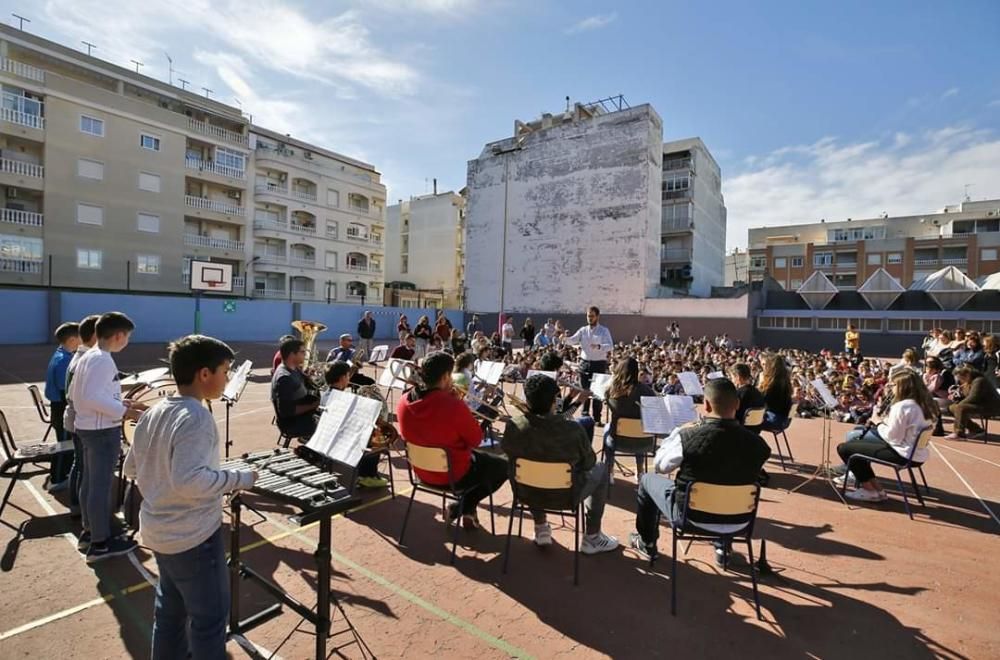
789, 383, 846, 504
221, 361, 266, 524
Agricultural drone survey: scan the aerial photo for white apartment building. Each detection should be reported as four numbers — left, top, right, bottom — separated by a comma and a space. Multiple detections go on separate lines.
385, 190, 465, 308
659, 137, 726, 297
464, 99, 663, 315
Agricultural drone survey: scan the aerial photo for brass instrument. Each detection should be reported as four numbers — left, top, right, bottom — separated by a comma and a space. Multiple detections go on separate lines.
347, 346, 368, 379
292, 319, 328, 389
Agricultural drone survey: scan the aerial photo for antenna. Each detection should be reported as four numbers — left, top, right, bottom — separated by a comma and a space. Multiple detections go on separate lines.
178, 78, 189, 91
81, 40, 97, 56
202, 87, 214, 99
964, 183, 973, 202
164, 52, 174, 85
130, 59, 143, 74
11, 13, 30, 30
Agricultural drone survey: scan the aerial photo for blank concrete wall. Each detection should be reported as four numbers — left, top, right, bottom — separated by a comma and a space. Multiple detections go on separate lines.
0, 289, 49, 344
60, 291, 192, 343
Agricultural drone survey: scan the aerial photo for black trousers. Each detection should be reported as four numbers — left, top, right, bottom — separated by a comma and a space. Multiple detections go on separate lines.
836, 429, 915, 482
454, 451, 508, 515
579, 360, 608, 422
49, 401, 72, 483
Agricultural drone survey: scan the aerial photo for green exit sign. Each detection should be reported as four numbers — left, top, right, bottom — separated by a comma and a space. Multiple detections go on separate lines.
223, 300, 237, 313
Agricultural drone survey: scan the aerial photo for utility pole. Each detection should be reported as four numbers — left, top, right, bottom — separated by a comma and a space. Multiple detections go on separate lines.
81, 41, 96, 56
178, 78, 189, 91
202, 87, 213, 99
130, 59, 143, 74
11, 13, 29, 30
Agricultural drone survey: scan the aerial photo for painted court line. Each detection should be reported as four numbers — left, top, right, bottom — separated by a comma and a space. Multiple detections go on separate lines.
934, 442, 1000, 469
931, 443, 1000, 528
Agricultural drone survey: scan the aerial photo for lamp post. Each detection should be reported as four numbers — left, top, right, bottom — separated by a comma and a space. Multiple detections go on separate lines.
492, 137, 524, 329
326, 280, 333, 304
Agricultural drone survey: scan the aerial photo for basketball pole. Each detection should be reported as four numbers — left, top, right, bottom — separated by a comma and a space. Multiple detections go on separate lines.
194, 291, 202, 333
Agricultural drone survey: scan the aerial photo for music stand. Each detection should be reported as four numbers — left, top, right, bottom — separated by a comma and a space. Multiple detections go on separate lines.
368, 344, 389, 382
789, 379, 846, 503
221, 360, 253, 460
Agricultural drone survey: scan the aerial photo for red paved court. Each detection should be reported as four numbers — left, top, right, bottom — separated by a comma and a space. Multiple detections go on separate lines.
0, 344, 997, 659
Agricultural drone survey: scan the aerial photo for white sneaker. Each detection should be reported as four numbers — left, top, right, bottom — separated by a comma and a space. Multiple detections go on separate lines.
846, 488, 887, 502
533, 523, 553, 546
581, 532, 619, 555
833, 473, 856, 488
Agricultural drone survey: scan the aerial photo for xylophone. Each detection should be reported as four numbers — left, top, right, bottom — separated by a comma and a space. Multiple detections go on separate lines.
226, 447, 369, 659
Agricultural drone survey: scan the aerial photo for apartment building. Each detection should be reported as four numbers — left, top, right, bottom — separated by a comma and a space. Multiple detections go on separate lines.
248, 127, 386, 304
0, 24, 385, 303
659, 137, 726, 296
747, 199, 1000, 290
385, 188, 465, 308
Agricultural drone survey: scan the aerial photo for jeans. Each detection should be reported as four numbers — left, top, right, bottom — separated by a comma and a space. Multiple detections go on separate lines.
358, 451, 381, 478
454, 450, 508, 516
78, 426, 122, 543
49, 401, 72, 483
836, 427, 913, 483
530, 462, 609, 535
579, 360, 608, 422
635, 473, 680, 546
576, 416, 595, 442
69, 432, 85, 511
358, 337, 373, 357
761, 411, 789, 433
603, 425, 649, 472
949, 402, 985, 434
152, 527, 228, 660
415, 338, 429, 359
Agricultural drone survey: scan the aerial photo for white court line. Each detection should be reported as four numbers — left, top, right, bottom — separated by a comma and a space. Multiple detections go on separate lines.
21, 480, 79, 551
931, 443, 1000, 529
934, 442, 1000, 469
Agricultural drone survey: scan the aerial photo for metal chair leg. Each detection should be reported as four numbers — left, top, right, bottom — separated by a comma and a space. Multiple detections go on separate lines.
502, 500, 517, 575
398, 488, 418, 544
907, 467, 925, 506
918, 466, 930, 494
517, 505, 524, 538
385, 451, 395, 499
746, 538, 762, 621
771, 433, 787, 471
488, 492, 495, 535
781, 430, 795, 462
671, 528, 678, 616
573, 505, 580, 587
450, 494, 465, 565
0, 465, 23, 521
895, 472, 914, 520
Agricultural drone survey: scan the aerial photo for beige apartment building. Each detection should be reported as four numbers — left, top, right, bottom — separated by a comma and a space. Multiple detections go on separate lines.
0, 24, 385, 303
747, 199, 1000, 290
385, 189, 465, 308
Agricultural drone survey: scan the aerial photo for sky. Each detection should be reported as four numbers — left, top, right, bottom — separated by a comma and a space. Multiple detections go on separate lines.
10, 0, 1000, 249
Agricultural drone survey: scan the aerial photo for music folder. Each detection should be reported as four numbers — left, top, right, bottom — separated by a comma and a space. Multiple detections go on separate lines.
677, 371, 704, 397
640, 395, 698, 435
589, 373, 612, 401
475, 360, 505, 385
306, 388, 382, 469
811, 378, 839, 410
223, 359, 253, 403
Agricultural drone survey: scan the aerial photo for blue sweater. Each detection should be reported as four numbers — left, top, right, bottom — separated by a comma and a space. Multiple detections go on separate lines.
44, 346, 73, 402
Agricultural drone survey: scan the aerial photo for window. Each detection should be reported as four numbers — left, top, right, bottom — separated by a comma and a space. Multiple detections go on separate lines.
0, 234, 42, 260
80, 115, 104, 136
867, 253, 882, 266
813, 252, 833, 266
861, 318, 882, 331
773, 257, 787, 268
834, 273, 856, 288
750, 256, 766, 269
76, 203, 104, 226
327, 189, 340, 207
215, 147, 245, 173
326, 220, 338, 238
137, 254, 160, 274
791, 256, 803, 268
77, 248, 102, 269
829, 226, 884, 242
982, 248, 998, 261
401, 255, 408, 274
138, 172, 161, 193
789, 278, 802, 289
77, 158, 104, 180
757, 317, 812, 330
325, 251, 338, 269
137, 213, 160, 233
140, 133, 161, 151
349, 194, 369, 213
887, 253, 903, 264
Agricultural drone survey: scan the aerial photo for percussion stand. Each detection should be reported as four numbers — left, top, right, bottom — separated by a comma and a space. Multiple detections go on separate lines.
789, 404, 846, 504
221, 395, 267, 524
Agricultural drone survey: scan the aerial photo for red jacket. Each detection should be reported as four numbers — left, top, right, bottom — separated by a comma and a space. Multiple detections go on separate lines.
396, 388, 482, 485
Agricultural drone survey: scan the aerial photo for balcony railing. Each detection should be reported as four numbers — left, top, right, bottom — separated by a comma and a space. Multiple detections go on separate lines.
188, 118, 248, 146
660, 248, 692, 262
291, 289, 317, 300
661, 216, 691, 232
0, 257, 42, 273
1, 208, 43, 227
185, 157, 245, 180
255, 182, 288, 195
289, 221, 316, 235
254, 288, 287, 299
346, 263, 380, 273
0, 106, 44, 130
914, 258, 939, 266
183, 234, 244, 251
185, 195, 245, 217
253, 254, 286, 265
0, 158, 44, 179
661, 190, 691, 201
289, 257, 316, 268
941, 257, 968, 266
292, 188, 317, 201
253, 218, 287, 232
663, 157, 692, 172
0, 57, 46, 83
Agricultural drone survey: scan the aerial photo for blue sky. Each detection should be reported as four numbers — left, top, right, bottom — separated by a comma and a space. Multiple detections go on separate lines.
13, 0, 1000, 248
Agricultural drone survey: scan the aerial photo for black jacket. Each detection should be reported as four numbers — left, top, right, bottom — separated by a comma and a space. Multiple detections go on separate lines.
357, 318, 376, 339
736, 384, 766, 425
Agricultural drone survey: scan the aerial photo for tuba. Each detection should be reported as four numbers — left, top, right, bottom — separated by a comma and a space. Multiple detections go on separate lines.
292, 320, 328, 389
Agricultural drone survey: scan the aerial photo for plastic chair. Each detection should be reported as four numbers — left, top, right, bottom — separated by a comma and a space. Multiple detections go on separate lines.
842, 426, 932, 520
398, 442, 495, 564
658, 482, 763, 619
0, 410, 73, 524
27, 385, 53, 443
742, 407, 766, 429
501, 458, 583, 585
762, 403, 796, 470
603, 417, 657, 493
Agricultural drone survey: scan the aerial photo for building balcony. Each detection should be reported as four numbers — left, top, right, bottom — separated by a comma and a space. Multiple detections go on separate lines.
0, 106, 44, 131
0, 158, 44, 180
185, 157, 246, 180
941, 258, 968, 266
255, 182, 288, 195
292, 188, 317, 202
1, 208, 43, 227
253, 254, 287, 265
253, 219, 287, 233
345, 231, 379, 245
914, 258, 939, 266
661, 216, 692, 233
185, 195, 245, 217
254, 288, 287, 299
346, 263, 381, 274
661, 190, 691, 202
660, 248, 692, 263
290, 289, 317, 300
663, 157, 692, 172
0, 57, 46, 83
187, 118, 248, 146
183, 272, 245, 289
183, 234, 245, 252
289, 257, 316, 268
0, 257, 42, 273
289, 221, 316, 235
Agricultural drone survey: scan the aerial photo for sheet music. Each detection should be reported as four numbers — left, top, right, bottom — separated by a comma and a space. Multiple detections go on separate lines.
664, 395, 698, 426
475, 360, 505, 385
811, 378, 839, 409
378, 358, 415, 390
223, 360, 252, 402
677, 371, 704, 397
120, 367, 170, 389
640, 397, 675, 435
589, 373, 612, 401
707, 371, 724, 380
369, 345, 389, 363
306, 388, 382, 467
526, 369, 557, 381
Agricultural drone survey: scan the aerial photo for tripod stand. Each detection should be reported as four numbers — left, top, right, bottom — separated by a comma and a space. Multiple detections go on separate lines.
789, 404, 846, 504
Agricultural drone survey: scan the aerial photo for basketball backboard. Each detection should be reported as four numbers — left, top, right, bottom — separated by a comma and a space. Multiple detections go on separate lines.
190, 260, 234, 293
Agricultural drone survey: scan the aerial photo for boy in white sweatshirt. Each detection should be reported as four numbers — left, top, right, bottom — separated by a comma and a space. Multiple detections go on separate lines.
70, 311, 144, 563
124, 334, 256, 658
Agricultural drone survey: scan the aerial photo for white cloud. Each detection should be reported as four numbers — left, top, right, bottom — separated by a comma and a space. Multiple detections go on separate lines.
989, 99, 1000, 108
565, 13, 618, 34
941, 87, 959, 100
725, 125, 1000, 250
355, 0, 483, 14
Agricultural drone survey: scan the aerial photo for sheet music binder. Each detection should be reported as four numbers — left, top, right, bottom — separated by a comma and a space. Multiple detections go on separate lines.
640, 395, 698, 435
306, 388, 382, 469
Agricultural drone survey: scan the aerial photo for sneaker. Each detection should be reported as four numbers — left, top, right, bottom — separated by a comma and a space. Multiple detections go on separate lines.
833, 473, 856, 488
85, 536, 138, 564
714, 546, 727, 568
581, 531, 619, 555
76, 530, 91, 554
845, 488, 887, 503
533, 522, 553, 547
461, 514, 482, 531
944, 433, 964, 440
47, 479, 70, 493
627, 532, 657, 562
357, 476, 389, 489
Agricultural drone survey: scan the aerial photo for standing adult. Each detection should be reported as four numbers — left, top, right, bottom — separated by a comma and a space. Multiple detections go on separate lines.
396, 314, 411, 343
501, 315, 515, 358
669, 322, 681, 344
565, 306, 613, 424
466, 314, 483, 340
357, 310, 376, 357
844, 323, 861, 357
543, 318, 556, 339
435, 312, 453, 344
413, 315, 433, 359
519, 317, 536, 350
